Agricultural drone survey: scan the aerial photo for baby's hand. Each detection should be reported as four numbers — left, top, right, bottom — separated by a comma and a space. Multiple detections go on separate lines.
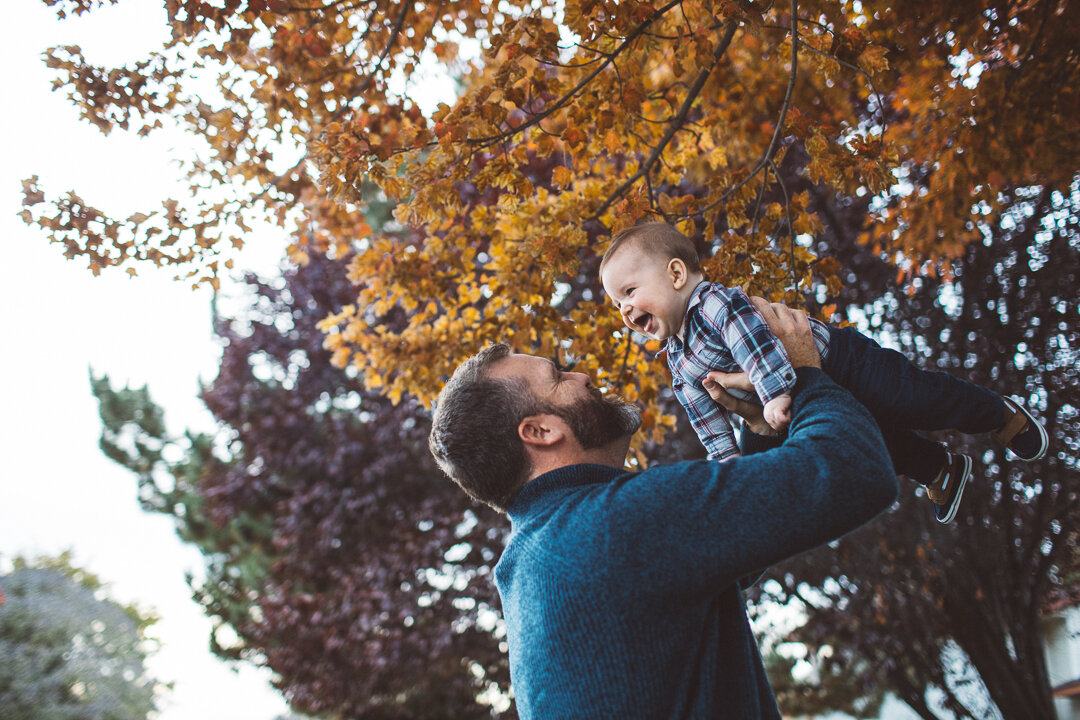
763, 395, 792, 431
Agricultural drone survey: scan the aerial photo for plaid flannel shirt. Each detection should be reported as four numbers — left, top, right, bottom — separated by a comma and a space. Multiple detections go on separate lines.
665, 282, 832, 460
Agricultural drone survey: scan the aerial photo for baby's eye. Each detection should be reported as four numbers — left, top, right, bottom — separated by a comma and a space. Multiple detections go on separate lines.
626, 287, 636, 296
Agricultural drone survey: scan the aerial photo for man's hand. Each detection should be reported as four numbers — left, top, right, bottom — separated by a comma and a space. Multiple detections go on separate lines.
763, 395, 792, 431
703, 370, 777, 437
748, 297, 821, 369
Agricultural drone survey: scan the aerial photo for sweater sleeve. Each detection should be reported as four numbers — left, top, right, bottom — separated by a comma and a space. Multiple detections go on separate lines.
738, 425, 783, 455
603, 368, 897, 594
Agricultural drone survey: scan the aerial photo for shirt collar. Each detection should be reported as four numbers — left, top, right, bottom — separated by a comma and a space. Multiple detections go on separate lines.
506, 463, 624, 520
665, 280, 710, 351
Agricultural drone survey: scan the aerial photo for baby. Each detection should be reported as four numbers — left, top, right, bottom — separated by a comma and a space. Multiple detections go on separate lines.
599, 221, 1048, 523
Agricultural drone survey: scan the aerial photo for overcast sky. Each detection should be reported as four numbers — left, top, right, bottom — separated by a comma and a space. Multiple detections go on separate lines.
1, 3, 290, 718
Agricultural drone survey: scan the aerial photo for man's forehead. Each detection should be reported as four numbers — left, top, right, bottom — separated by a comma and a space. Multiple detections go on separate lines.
487, 352, 546, 380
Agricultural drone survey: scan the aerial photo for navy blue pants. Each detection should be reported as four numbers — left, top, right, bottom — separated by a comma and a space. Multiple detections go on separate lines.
822, 326, 1007, 483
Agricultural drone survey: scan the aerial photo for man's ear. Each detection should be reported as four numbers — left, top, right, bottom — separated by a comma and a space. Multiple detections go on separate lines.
518, 414, 566, 447
668, 258, 690, 290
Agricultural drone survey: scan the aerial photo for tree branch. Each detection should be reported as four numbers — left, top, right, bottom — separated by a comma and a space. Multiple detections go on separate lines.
749, 162, 771, 234
696, 0, 800, 223
284, 0, 376, 14
350, 0, 411, 103
793, 37, 885, 136
464, 0, 688, 149
588, 19, 740, 222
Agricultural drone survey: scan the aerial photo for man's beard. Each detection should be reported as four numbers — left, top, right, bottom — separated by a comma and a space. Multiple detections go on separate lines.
551, 385, 642, 450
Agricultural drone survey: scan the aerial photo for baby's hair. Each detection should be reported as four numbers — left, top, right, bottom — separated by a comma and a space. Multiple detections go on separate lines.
599, 221, 702, 277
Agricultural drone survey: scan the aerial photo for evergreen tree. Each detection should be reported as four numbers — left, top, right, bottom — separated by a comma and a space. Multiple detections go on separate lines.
0, 554, 163, 720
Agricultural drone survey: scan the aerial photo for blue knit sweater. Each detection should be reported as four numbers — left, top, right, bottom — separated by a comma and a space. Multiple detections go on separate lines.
495, 368, 897, 719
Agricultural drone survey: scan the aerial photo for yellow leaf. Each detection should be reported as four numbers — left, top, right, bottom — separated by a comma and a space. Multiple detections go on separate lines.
552, 165, 574, 187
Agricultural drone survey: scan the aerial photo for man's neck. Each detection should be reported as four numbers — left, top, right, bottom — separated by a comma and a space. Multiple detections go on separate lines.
526, 437, 632, 481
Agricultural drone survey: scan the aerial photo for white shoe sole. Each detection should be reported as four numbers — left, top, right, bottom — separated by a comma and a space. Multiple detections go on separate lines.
936, 454, 972, 524
1004, 396, 1049, 462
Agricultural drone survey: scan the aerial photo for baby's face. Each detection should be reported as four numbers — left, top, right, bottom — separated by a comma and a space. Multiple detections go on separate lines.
601, 248, 687, 342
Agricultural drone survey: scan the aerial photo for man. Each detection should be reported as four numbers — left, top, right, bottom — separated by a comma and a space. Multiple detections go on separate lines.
428, 301, 898, 719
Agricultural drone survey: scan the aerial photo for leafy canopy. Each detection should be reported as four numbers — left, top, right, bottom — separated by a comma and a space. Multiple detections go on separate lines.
23, 0, 1079, 443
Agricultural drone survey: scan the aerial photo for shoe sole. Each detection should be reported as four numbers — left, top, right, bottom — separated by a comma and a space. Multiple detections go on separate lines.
1005, 396, 1049, 462
936, 454, 971, 524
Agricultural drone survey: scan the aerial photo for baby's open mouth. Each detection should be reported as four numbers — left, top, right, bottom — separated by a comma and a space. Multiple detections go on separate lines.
632, 312, 654, 333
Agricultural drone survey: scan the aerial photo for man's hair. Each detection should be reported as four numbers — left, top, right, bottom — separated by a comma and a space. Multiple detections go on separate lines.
599, 221, 702, 277
428, 343, 538, 513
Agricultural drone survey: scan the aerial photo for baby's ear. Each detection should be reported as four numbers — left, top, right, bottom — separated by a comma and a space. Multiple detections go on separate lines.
668, 258, 690, 290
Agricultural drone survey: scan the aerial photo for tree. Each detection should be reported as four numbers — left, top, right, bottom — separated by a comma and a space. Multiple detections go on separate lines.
0, 553, 164, 720
751, 178, 1080, 719
93, 248, 511, 719
763, 642, 886, 719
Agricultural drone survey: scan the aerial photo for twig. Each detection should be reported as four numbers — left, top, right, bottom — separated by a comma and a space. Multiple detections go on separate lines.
749, 162, 772, 235
616, 332, 634, 386
353, 1, 411, 100
283, 0, 374, 14
768, 158, 799, 305
322, 1, 411, 126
